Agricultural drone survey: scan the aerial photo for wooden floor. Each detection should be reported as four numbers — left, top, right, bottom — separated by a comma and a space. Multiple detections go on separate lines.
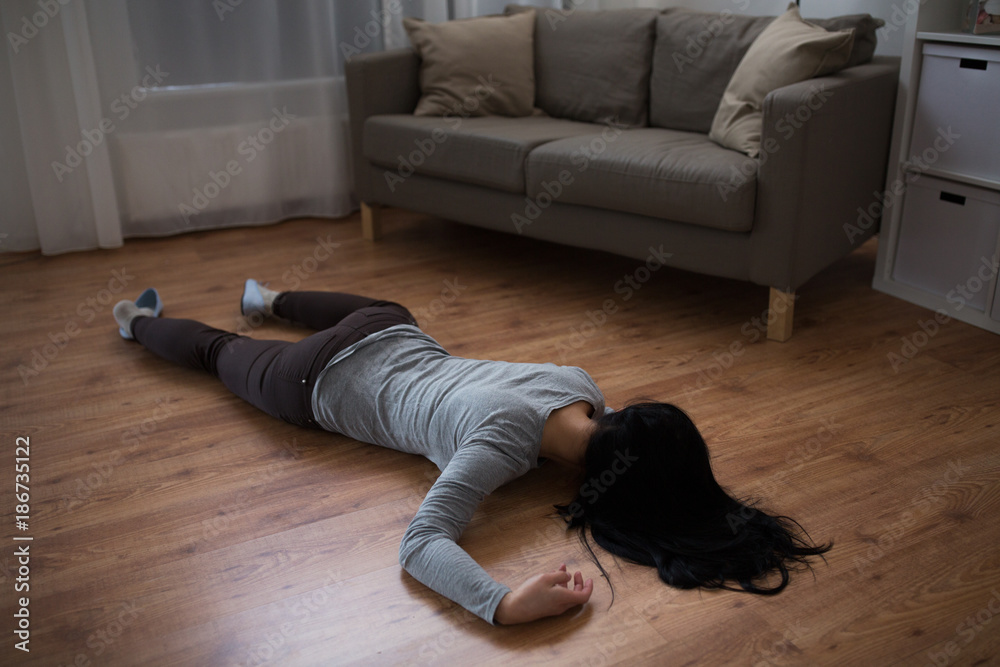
1, 211, 998, 666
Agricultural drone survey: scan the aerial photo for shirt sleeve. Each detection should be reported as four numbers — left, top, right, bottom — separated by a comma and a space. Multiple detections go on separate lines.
397, 440, 528, 624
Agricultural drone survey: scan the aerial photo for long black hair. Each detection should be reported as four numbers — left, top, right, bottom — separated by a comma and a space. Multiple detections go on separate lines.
555, 402, 831, 596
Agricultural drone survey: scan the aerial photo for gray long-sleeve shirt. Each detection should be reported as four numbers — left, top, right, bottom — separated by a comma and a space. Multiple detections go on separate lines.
310, 325, 607, 623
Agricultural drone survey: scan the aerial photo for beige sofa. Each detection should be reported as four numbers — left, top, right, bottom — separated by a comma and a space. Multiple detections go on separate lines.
346, 6, 899, 340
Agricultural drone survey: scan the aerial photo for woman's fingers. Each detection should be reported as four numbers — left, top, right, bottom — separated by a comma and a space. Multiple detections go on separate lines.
543, 569, 572, 588
544, 566, 590, 595
556, 576, 593, 608
547, 568, 592, 607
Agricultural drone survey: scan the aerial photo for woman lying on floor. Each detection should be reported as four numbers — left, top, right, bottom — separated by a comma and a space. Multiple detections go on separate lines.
113, 282, 830, 625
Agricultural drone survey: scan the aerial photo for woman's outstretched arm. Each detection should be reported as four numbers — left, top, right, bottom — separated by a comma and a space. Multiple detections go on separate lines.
399, 443, 592, 625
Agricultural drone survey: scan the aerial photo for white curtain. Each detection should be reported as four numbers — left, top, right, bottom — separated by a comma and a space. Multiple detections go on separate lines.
2, 0, 388, 254
2, 0, 561, 255
382, 1, 562, 52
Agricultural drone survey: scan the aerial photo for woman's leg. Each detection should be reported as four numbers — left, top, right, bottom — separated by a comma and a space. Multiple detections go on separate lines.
130, 297, 416, 428
271, 291, 388, 330
129, 316, 307, 423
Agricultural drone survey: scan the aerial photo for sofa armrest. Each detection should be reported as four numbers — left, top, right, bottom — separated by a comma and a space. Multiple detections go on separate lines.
346, 49, 422, 203
750, 56, 900, 291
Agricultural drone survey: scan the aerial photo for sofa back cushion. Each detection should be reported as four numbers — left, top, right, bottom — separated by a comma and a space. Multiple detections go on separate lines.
404, 11, 536, 117
650, 10, 771, 134
506, 5, 657, 127
650, 9, 883, 133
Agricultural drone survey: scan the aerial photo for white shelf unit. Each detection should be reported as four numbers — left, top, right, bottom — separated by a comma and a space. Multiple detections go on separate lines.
873, 1, 1000, 334
916, 29, 1000, 46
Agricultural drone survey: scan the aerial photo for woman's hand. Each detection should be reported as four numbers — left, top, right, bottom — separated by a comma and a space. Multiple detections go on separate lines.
494, 564, 594, 625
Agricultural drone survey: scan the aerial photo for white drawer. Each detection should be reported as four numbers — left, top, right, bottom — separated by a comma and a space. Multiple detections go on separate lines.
910, 43, 1000, 182
892, 175, 1000, 313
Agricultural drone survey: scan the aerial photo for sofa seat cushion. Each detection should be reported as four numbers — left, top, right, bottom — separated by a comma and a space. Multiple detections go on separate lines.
363, 114, 600, 193
525, 128, 757, 232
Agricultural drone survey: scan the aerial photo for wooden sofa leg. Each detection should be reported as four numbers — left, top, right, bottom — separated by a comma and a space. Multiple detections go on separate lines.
361, 203, 382, 241
767, 287, 795, 342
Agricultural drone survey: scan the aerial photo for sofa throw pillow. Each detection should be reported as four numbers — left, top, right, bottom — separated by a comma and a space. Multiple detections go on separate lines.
709, 5, 855, 157
810, 14, 884, 68
651, 9, 883, 134
403, 10, 536, 118
506, 4, 657, 127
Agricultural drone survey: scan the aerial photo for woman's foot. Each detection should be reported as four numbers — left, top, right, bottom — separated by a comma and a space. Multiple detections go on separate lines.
114, 288, 162, 340
241, 279, 280, 317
